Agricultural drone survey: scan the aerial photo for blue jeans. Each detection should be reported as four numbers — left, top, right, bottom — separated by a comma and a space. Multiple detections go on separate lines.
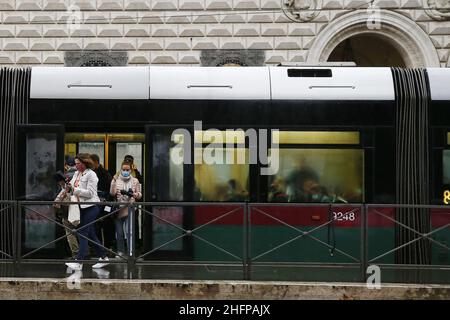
114, 214, 131, 254
76, 205, 106, 260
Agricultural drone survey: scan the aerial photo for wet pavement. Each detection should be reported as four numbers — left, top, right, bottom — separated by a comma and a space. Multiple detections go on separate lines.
0, 261, 449, 284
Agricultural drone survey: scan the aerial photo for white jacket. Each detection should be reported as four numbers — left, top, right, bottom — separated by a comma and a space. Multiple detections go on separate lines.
71, 169, 100, 208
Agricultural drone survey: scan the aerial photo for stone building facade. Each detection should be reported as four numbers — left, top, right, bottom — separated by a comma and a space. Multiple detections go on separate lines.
0, 0, 449, 67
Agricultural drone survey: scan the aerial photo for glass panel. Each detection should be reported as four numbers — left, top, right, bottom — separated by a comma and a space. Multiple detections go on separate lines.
442, 150, 450, 204
116, 143, 143, 174
443, 150, 450, 185
24, 205, 56, 249
194, 148, 249, 202
25, 133, 58, 200
273, 131, 360, 145
268, 149, 364, 203
24, 133, 58, 250
152, 207, 184, 251
152, 133, 184, 201
78, 142, 105, 165
64, 143, 77, 158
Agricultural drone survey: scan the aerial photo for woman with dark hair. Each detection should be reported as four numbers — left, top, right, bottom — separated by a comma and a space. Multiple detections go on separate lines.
65, 153, 109, 271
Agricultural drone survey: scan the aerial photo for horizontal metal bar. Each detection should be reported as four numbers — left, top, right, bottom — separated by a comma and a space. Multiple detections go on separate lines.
367, 203, 450, 210
250, 262, 361, 267
134, 261, 244, 267
16, 259, 128, 265
373, 264, 450, 270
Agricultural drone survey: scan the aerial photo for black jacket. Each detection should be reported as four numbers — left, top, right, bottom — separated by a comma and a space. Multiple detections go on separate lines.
94, 165, 113, 197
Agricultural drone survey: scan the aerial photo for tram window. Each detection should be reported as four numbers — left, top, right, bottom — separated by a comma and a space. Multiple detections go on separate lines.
268, 149, 364, 203
443, 150, 450, 185
24, 132, 58, 249
194, 148, 249, 202
152, 133, 184, 201
273, 131, 360, 145
116, 143, 143, 174
78, 142, 105, 165
64, 143, 77, 158
25, 133, 58, 200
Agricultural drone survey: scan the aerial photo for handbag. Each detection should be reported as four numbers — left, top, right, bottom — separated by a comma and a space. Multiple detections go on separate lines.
68, 195, 81, 226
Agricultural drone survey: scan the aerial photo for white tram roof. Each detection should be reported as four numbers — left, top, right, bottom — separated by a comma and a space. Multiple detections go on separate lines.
427, 68, 450, 101
31, 66, 450, 101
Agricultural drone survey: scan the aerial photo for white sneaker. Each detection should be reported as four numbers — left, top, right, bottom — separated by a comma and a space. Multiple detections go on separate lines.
65, 262, 83, 271
92, 257, 109, 269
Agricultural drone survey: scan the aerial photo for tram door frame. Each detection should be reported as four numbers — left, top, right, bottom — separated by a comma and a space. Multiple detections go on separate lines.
16, 124, 66, 257
143, 124, 194, 260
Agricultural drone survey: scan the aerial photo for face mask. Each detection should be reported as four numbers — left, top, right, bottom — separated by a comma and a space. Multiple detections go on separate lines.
121, 170, 131, 178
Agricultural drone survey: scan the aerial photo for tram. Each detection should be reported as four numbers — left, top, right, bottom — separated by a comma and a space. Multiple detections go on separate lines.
10, 66, 450, 266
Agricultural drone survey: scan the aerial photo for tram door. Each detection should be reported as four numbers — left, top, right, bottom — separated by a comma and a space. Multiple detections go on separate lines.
143, 125, 194, 260
16, 124, 65, 257
64, 133, 144, 178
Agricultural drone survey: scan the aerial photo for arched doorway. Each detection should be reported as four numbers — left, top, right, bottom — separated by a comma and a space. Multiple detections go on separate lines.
328, 34, 406, 67
307, 10, 440, 68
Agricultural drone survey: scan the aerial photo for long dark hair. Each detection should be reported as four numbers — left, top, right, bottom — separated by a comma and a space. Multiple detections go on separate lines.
75, 153, 94, 169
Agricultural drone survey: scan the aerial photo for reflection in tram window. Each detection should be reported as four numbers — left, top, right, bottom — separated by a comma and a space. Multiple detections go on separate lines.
25, 133, 58, 200
24, 205, 56, 249
152, 207, 184, 250
194, 148, 249, 202
24, 133, 58, 250
152, 134, 184, 201
269, 149, 364, 203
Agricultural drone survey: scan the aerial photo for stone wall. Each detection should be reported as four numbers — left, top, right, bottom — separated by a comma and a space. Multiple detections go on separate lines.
0, 0, 449, 67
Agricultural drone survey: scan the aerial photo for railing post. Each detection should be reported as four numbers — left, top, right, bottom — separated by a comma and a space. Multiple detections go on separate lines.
361, 204, 368, 283
245, 201, 252, 281
243, 202, 248, 280
127, 204, 135, 279
14, 201, 21, 277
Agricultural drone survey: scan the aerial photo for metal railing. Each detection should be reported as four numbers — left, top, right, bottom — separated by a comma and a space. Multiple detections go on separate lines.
0, 200, 449, 283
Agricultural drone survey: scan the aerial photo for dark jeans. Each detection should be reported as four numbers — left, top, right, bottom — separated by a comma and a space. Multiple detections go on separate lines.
95, 207, 116, 250
76, 205, 106, 260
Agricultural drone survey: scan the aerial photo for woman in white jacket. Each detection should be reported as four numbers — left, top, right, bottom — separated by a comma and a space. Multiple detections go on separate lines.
110, 160, 142, 257
65, 153, 109, 271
